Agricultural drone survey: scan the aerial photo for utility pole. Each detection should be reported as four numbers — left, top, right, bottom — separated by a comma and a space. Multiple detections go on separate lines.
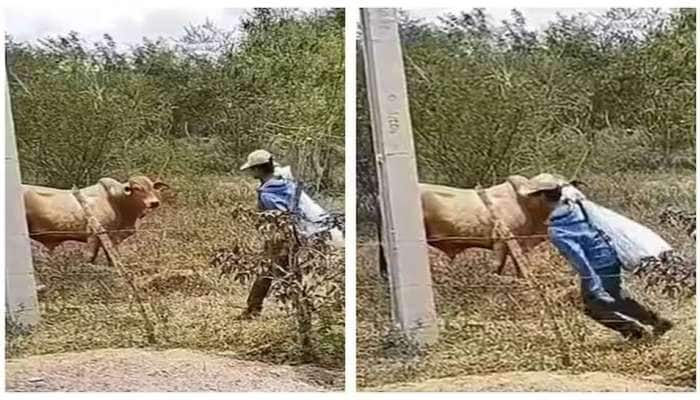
5, 80, 40, 327
361, 8, 438, 345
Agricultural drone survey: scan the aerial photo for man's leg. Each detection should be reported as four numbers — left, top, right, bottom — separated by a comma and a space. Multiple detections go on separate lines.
583, 268, 646, 339
602, 268, 673, 335
616, 287, 674, 336
583, 296, 645, 339
243, 274, 273, 318
242, 254, 288, 318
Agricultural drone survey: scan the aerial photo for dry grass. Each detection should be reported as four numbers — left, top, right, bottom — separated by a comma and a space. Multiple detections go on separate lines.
367, 371, 693, 392
357, 171, 696, 390
6, 175, 345, 377
7, 348, 342, 392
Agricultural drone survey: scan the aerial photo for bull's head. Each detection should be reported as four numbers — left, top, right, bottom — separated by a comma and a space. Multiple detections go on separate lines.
123, 176, 169, 214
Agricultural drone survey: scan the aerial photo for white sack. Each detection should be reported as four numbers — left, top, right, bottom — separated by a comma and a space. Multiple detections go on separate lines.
580, 199, 672, 271
297, 191, 345, 248
274, 165, 294, 180
276, 164, 344, 247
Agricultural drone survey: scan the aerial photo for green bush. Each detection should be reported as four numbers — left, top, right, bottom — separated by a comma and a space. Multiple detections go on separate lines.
7, 8, 345, 193
357, 8, 696, 223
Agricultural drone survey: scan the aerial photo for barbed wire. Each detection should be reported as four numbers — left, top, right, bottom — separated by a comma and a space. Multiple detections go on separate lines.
357, 275, 618, 288
23, 215, 694, 284
360, 315, 680, 330
17, 211, 346, 238
19, 214, 693, 242
25, 231, 693, 288
356, 278, 695, 291
358, 233, 695, 246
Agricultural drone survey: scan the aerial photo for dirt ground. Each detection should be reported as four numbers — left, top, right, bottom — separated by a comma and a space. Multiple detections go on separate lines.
368, 371, 694, 392
6, 348, 343, 392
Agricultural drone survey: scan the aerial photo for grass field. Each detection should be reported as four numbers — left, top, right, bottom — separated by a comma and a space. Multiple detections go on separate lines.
6, 175, 345, 381
357, 171, 696, 391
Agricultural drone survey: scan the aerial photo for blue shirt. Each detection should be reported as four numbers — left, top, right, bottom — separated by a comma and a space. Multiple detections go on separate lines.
257, 177, 337, 239
257, 178, 298, 212
548, 201, 621, 295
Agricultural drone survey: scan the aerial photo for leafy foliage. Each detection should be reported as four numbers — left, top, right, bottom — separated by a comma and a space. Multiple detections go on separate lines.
358, 8, 696, 223
212, 208, 344, 363
7, 8, 345, 193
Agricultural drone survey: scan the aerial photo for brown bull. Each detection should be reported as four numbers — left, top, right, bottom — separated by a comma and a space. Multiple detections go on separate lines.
23, 175, 168, 262
378, 173, 578, 277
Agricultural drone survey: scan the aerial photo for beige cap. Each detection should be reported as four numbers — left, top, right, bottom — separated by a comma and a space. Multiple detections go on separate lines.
518, 173, 570, 196
240, 149, 273, 171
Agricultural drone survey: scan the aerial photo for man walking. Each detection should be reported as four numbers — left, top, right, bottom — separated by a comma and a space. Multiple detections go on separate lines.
543, 178, 673, 340
238, 149, 341, 318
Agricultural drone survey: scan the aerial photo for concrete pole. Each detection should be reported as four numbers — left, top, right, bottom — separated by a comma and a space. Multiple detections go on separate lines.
361, 8, 438, 345
5, 81, 40, 327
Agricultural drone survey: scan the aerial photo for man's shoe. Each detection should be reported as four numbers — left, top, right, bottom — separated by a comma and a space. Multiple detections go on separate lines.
653, 319, 674, 337
622, 329, 646, 341
236, 308, 261, 320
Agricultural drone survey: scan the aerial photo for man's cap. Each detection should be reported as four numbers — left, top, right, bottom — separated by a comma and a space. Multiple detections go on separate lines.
240, 149, 273, 171
518, 173, 571, 196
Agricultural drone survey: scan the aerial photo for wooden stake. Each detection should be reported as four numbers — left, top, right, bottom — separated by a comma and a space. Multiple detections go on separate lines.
476, 187, 531, 278
72, 188, 156, 344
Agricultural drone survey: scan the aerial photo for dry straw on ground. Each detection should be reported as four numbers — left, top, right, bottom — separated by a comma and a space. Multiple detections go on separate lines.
6, 348, 342, 392
6, 175, 345, 391
357, 172, 696, 391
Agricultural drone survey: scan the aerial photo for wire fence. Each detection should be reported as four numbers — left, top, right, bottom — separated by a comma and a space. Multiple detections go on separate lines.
9, 209, 346, 369
357, 232, 697, 283
356, 227, 696, 376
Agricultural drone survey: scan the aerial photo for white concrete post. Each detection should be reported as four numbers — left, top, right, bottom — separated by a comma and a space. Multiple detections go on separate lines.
5, 81, 40, 327
361, 8, 438, 345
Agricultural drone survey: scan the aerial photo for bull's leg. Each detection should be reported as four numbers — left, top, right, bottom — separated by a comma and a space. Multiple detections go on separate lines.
88, 239, 101, 264
493, 241, 509, 275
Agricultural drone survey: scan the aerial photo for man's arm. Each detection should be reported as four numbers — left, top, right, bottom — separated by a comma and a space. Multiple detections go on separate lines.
260, 192, 290, 212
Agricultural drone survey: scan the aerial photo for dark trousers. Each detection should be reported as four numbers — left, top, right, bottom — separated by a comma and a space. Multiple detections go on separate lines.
244, 252, 289, 317
582, 266, 662, 338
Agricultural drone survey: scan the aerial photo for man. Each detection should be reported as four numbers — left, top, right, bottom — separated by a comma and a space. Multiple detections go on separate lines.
238, 149, 341, 317
240, 149, 297, 213
543, 178, 673, 340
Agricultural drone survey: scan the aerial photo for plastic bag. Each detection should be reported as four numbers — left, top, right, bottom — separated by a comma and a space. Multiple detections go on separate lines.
580, 199, 672, 271
277, 164, 344, 247
274, 165, 294, 180
296, 192, 345, 248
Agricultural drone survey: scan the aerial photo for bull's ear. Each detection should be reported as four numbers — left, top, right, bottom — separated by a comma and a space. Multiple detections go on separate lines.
154, 181, 169, 191
570, 179, 586, 188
